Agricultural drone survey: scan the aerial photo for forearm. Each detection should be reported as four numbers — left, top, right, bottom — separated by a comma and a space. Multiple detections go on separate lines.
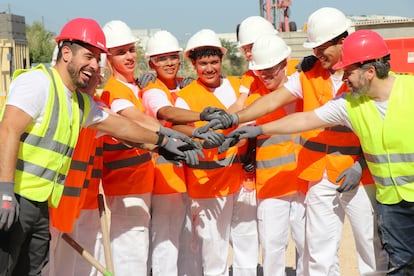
261, 111, 331, 135
0, 129, 20, 182
157, 106, 201, 124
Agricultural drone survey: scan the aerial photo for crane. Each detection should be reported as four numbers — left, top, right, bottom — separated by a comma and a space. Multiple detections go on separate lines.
259, 0, 296, 32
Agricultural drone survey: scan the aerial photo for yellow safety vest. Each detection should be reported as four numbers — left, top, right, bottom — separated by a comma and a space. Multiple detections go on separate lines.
2, 64, 91, 207
346, 74, 414, 204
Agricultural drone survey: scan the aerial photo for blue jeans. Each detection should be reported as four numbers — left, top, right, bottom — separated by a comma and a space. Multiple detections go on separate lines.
377, 200, 414, 275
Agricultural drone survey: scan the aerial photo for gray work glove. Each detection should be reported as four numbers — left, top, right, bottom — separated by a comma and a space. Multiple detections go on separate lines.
179, 77, 194, 89
158, 135, 204, 166
0, 182, 19, 231
159, 126, 202, 150
336, 157, 366, 193
296, 55, 318, 72
196, 114, 239, 134
199, 107, 228, 121
137, 72, 156, 88
218, 126, 263, 153
192, 128, 225, 149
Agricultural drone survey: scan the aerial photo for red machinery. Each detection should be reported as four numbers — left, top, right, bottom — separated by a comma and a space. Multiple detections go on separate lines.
260, 0, 296, 32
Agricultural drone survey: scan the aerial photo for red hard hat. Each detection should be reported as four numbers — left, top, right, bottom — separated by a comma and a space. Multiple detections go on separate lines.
333, 30, 390, 70
55, 18, 107, 53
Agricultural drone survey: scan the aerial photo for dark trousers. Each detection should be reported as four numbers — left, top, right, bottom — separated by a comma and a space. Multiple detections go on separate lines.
0, 195, 50, 276
377, 200, 414, 276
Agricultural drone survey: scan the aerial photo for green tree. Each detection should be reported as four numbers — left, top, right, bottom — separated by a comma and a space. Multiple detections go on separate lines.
221, 39, 247, 77
26, 22, 56, 64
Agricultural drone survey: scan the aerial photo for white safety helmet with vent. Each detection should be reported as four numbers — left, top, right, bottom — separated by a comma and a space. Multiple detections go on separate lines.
249, 34, 291, 70
184, 29, 227, 58
238, 16, 278, 47
145, 30, 182, 58
103, 20, 138, 49
303, 7, 351, 49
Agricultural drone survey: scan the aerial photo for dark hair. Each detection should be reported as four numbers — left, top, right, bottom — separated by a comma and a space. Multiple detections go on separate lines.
56, 41, 85, 63
331, 31, 348, 44
360, 54, 391, 79
187, 47, 223, 61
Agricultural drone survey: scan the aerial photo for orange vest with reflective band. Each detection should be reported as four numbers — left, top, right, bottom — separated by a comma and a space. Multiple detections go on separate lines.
140, 78, 187, 195
177, 77, 243, 198
49, 127, 98, 232
100, 76, 154, 195
79, 136, 103, 210
297, 62, 372, 184
240, 70, 266, 94
245, 85, 307, 198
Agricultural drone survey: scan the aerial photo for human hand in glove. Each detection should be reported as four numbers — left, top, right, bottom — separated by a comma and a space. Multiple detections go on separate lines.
296, 55, 318, 73
159, 126, 202, 150
197, 113, 239, 133
0, 182, 19, 231
179, 77, 194, 89
192, 128, 225, 149
137, 72, 156, 88
158, 135, 204, 166
218, 126, 262, 153
336, 157, 366, 193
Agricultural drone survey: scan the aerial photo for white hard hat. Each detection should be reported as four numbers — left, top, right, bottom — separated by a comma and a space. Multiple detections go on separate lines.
303, 7, 351, 49
238, 16, 278, 47
145, 30, 182, 58
103, 20, 138, 49
249, 34, 291, 70
184, 29, 227, 58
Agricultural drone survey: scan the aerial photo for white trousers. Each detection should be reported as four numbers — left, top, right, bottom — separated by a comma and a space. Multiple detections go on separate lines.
150, 193, 187, 276
105, 193, 151, 276
42, 209, 104, 276
304, 178, 388, 276
191, 186, 259, 276
257, 192, 306, 276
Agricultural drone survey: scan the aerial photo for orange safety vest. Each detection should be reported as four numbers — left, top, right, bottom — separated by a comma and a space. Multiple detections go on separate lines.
245, 86, 307, 199
177, 77, 243, 198
297, 62, 372, 184
240, 70, 266, 94
100, 76, 154, 196
140, 78, 187, 195
79, 136, 103, 210
49, 126, 98, 232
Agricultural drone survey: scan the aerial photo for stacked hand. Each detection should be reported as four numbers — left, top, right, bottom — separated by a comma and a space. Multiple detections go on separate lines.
336, 157, 366, 193
159, 126, 202, 150
192, 127, 225, 149
218, 125, 263, 153
137, 72, 156, 88
0, 182, 19, 231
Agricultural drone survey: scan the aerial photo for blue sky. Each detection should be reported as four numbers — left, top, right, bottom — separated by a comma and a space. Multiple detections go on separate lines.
2, 0, 413, 42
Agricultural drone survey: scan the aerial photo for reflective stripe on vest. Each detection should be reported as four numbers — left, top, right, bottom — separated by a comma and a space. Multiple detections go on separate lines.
10, 65, 90, 207
299, 136, 362, 155
346, 74, 414, 204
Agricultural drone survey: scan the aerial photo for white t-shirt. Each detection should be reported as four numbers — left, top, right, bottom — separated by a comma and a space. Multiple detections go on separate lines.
7, 69, 108, 128
175, 78, 238, 110
141, 86, 179, 119
110, 80, 140, 113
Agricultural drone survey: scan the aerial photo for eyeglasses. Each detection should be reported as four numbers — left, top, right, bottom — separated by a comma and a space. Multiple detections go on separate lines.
150, 54, 180, 66
253, 63, 284, 78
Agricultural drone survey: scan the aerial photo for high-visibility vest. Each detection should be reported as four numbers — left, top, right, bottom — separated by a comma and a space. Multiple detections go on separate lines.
297, 62, 373, 184
346, 74, 414, 204
2, 64, 91, 207
245, 88, 306, 198
240, 70, 266, 94
140, 78, 187, 195
50, 127, 97, 232
177, 77, 243, 198
100, 76, 154, 196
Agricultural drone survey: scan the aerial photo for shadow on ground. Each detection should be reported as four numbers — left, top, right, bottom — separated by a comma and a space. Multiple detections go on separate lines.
229, 265, 296, 275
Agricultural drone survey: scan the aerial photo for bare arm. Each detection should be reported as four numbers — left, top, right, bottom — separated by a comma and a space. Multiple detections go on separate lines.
157, 106, 201, 124
118, 106, 161, 132
0, 106, 33, 181
261, 110, 333, 135
237, 86, 297, 123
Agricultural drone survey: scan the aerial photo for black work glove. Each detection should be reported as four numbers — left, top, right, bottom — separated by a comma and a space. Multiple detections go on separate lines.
336, 157, 366, 193
159, 126, 202, 150
0, 182, 19, 231
296, 55, 318, 72
179, 77, 194, 89
158, 135, 204, 166
137, 72, 156, 88
241, 138, 257, 173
